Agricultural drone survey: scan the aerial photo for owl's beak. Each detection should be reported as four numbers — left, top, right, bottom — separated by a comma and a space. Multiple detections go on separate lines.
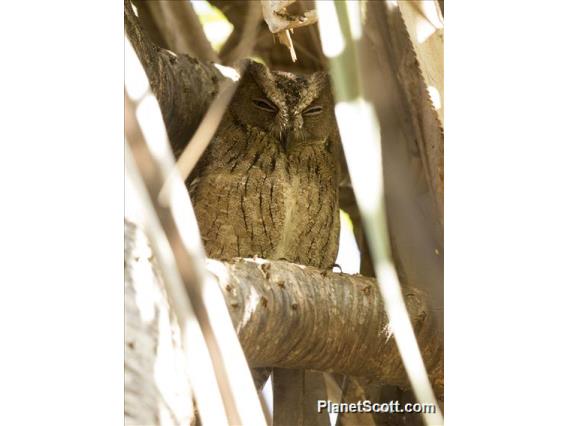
282, 130, 298, 153
282, 132, 292, 152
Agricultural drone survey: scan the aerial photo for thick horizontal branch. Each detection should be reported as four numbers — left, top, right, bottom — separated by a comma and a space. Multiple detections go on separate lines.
207, 257, 443, 398
125, 219, 443, 404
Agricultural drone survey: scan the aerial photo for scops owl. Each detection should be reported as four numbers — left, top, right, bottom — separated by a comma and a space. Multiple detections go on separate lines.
188, 60, 341, 269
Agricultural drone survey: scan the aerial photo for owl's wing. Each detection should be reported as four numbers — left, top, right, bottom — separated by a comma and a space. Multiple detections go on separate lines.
185, 143, 212, 200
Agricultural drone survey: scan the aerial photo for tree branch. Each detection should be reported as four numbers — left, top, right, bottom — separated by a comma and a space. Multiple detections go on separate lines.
360, 2, 444, 329
133, 0, 220, 62
125, 0, 224, 155
210, 0, 263, 66
212, 257, 443, 399
125, 219, 443, 401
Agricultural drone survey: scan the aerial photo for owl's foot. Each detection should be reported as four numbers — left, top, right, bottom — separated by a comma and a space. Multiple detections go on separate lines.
331, 263, 343, 273
319, 262, 342, 273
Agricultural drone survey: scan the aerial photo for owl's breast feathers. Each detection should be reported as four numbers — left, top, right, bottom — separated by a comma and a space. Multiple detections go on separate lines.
189, 132, 340, 269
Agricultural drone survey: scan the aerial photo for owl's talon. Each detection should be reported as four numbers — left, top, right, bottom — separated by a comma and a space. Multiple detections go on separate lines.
331, 263, 343, 273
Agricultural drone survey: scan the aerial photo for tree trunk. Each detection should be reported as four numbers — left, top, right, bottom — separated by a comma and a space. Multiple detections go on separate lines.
125, 220, 196, 426
125, 0, 224, 156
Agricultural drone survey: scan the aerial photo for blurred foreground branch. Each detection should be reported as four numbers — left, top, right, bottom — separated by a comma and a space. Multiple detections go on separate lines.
317, 2, 443, 424
125, 220, 196, 426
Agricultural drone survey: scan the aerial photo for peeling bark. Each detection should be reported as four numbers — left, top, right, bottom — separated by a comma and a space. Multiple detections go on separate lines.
212, 0, 326, 73
360, 2, 444, 329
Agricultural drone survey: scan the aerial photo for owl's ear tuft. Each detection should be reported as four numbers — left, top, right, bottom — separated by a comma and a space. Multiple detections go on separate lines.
312, 71, 329, 83
311, 71, 332, 95
240, 59, 271, 83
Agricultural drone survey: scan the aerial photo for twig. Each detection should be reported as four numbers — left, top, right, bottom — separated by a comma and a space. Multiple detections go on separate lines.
261, 0, 318, 62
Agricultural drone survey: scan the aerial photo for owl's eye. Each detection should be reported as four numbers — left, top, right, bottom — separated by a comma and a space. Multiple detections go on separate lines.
303, 105, 323, 116
252, 98, 277, 113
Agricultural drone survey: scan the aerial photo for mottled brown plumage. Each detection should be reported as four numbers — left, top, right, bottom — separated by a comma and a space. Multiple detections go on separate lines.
188, 60, 341, 269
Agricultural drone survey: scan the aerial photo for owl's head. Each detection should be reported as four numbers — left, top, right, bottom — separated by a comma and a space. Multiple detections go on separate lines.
229, 60, 338, 153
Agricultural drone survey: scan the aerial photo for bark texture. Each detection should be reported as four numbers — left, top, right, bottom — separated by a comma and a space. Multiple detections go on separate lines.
125, 0, 224, 156
125, 219, 443, 402
211, 257, 443, 398
335, 6, 446, 422
360, 2, 444, 329
125, 220, 196, 426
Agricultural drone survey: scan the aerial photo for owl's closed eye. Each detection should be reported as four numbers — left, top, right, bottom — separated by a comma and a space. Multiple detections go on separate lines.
226, 60, 337, 154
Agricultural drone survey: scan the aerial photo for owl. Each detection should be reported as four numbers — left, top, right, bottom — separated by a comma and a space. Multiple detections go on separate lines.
187, 60, 341, 269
